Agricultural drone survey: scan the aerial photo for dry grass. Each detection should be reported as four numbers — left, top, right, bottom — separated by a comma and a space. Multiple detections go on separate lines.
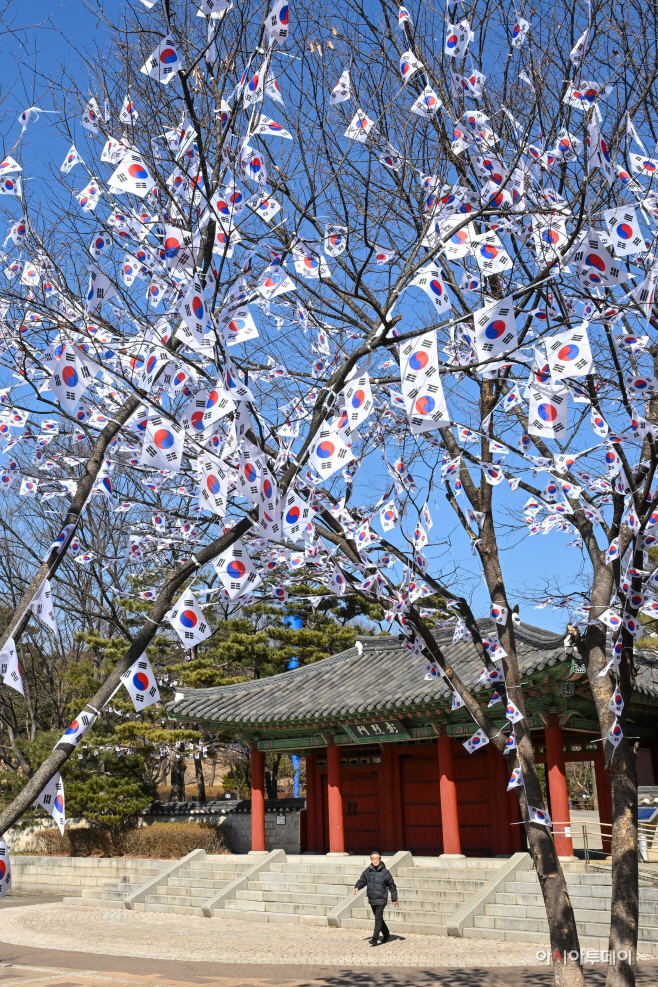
30, 822, 229, 858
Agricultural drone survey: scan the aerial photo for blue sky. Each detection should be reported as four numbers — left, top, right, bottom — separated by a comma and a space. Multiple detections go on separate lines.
0, 0, 593, 636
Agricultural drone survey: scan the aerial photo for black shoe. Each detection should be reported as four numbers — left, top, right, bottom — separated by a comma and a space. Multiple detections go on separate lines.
369, 939, 379, 946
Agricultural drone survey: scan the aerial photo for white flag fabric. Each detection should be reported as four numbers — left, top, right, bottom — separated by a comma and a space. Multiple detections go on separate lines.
330, 69, 351, 104
214, 544, 263, 600
410, 266, 452, 315
473, 296, 518, 363
282, 491, 314, 538
168, 590, 213, 645
265, 0, 290, 46
140, 35, 183, 84
603, 204, 644, 257
139, 414, 184, 472
545, 325, 594, 379
121, 654, 160, 710
0, 637, 23, 696
344, 110, 375, 142
308, 423, 355, 476
55, 709, 97, 749
199, 457, 228, 516
343, 372, 373, 428
0, 840, 11, 900
399, 331, 450, 434
36, 772, 65, 835
528, 805, 552, 827
463, 728, 489, 753
108, 152, 154, 197
60, 145, 84, 174
28, 579, 58, 634
528, 383, 568, 438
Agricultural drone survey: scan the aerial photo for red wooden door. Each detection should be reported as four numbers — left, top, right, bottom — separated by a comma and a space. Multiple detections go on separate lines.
320, 763, 382, 852
342, 765, 381, 852
399, 749, 442, 853
453, 746, 491, 852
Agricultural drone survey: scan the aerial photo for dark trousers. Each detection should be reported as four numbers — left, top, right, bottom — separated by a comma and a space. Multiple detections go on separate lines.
370, 901, 390, 940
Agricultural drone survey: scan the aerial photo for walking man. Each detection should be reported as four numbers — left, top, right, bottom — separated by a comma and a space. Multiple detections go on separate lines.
353, 851, 398, 945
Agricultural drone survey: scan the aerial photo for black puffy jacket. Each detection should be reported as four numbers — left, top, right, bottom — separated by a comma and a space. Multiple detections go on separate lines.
354, 862, 398, 904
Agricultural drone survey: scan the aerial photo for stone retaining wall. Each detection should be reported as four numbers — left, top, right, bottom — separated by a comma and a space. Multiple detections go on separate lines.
10, 855, 169, 896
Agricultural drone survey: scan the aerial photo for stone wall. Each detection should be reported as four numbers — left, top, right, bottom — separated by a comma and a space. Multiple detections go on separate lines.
10, 855, 169, 896
142, 797, 306, 854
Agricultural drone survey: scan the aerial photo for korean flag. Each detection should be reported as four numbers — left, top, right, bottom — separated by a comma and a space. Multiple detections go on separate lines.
168, 590, 213, 645
282, 491, 314, 539
139, 415, 184, 472
0, 840, 11, 900
343, 372, 373, 428
199, 457, 228, 516
380, 499, 399, 532
0, 637, 23, 696
473, 296, 518, 362
108, 152, 154, 198
409, 266, 452, 315
140, 35, 183, 84
55, 709, 97, 749
603, 204, 643, 257
546, 324, 594, 379
309, 424, 355, 476
463, 728, 489, 754
528, 383, 568, 438
121, 654, 161, 710
214, 545, 263, 600
445, 20, 474, 59
36, 772, 66, 835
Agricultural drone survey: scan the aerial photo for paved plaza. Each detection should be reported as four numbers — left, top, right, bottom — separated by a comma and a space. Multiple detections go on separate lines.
0, 896, 656, 986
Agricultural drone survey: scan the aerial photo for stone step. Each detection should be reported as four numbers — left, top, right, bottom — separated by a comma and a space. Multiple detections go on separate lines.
157, 884, 231, 898
237, 889, 345, 907
396, 877, 487, 892
141, 902, 204, 916
248, 880, 352, 895
81, 889, 130, 901
145, 893, 210, 908
225, 898, 329, 917
396, 866, 501, 881
166, 878, 232, 891
351, 901, 460, 919
94, 888, 143, 894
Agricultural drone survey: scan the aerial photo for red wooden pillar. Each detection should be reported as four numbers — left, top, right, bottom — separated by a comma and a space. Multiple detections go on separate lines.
438, 734, 463, 857
545, 714, 575, 858
250, 742, 266, 852
327, 740, 346, 854
305, 754, 318, 851
380, 744, 397, 852
498, 752, 513, 854
594, 745, 613, 856
487, 743, 503, 854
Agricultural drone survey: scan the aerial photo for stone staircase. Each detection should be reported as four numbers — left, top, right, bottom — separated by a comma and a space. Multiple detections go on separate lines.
61, 851, 658, 953
75, 853, 253, 914
221, 855, 371, 925
465, 864, 658, 954
343, 859, 505, 937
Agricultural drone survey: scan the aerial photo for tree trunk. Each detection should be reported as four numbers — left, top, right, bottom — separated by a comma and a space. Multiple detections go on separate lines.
265, 753, 281, 800
195, 756, 206, 803
170, 750, 186, 802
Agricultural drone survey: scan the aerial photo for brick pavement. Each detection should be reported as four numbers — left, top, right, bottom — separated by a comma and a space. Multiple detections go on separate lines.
0, 900, 656, 986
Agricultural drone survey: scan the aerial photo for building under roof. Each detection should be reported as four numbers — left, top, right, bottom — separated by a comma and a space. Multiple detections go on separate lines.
167, 620, 658, 857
